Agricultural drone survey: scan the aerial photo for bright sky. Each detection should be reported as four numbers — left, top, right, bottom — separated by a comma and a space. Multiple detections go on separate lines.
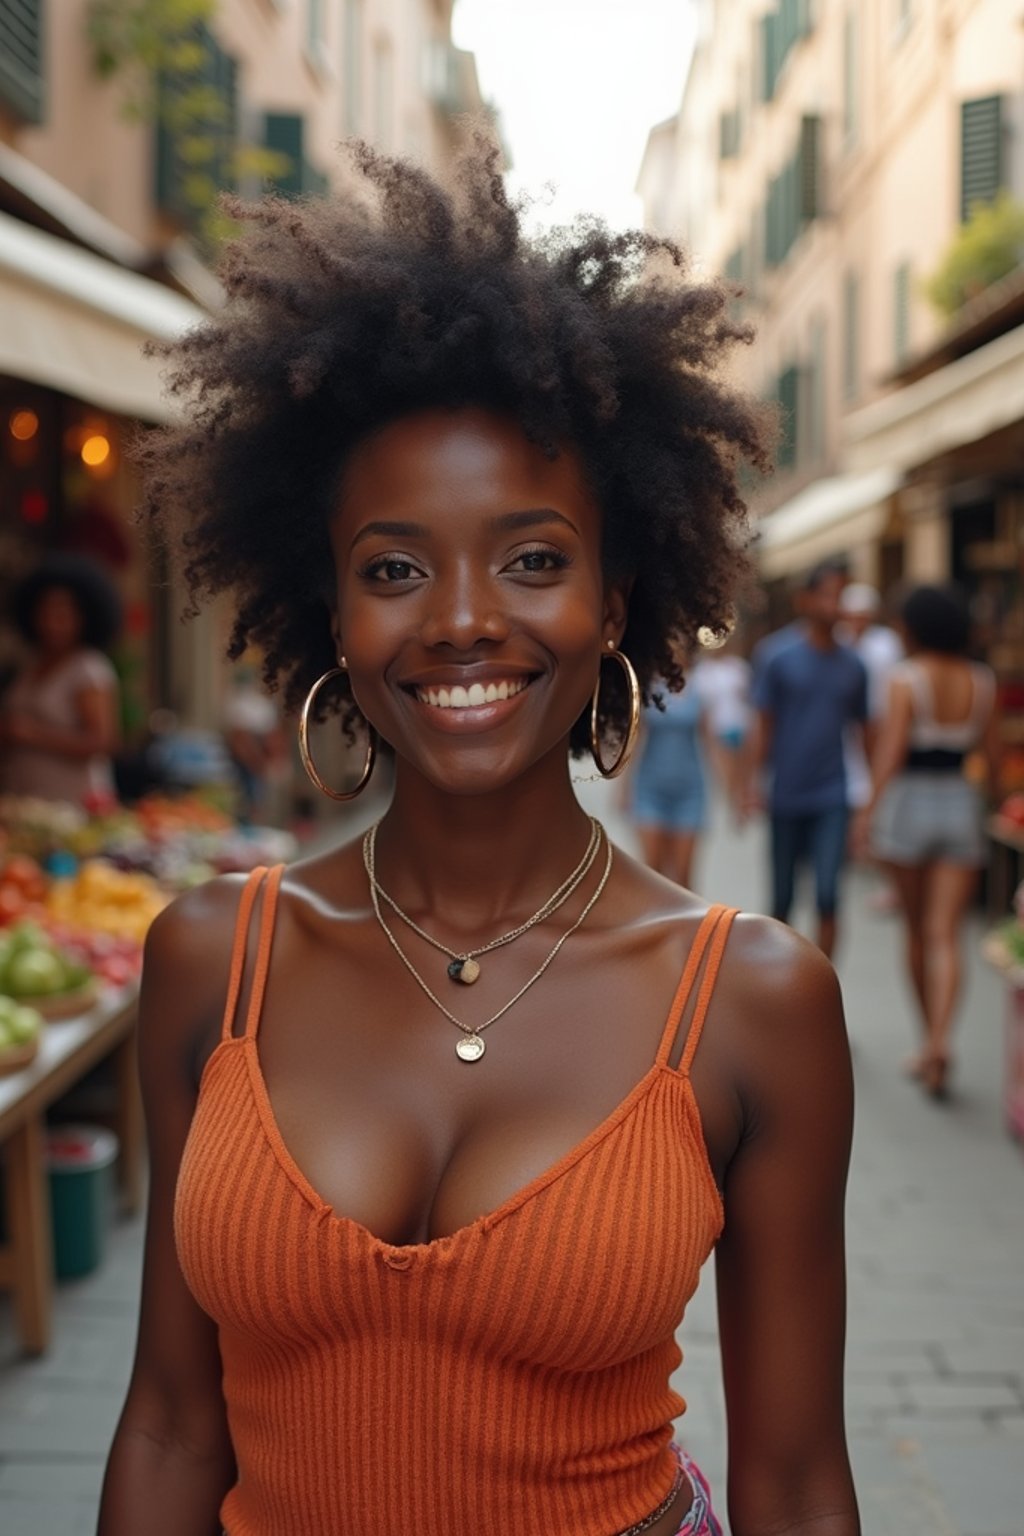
451, 0, 695, 234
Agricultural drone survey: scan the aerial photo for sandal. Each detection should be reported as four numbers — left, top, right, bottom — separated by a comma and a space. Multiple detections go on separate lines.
921, 1053, 951, 1101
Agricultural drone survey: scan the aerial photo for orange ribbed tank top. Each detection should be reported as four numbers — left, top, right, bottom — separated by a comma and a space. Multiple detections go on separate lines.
174, 866, 736, 1536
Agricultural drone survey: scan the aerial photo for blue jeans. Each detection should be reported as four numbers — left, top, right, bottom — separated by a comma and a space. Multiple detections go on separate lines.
771, 805, 849, 921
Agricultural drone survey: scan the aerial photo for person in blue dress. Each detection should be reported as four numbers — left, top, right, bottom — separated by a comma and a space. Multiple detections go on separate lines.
630, 678, 707, 889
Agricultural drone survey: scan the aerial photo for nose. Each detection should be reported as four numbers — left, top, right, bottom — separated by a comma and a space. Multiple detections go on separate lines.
418, 562, 510, 651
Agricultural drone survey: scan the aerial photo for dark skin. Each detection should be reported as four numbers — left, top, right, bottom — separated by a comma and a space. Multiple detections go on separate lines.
100, 410, 859, 1536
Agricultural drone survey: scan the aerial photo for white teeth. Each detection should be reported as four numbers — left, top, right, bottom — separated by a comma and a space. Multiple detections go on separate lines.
414, 677, 531, 708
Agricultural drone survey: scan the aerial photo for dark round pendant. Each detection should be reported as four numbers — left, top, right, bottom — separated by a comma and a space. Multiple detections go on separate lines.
447, 957, 481, 985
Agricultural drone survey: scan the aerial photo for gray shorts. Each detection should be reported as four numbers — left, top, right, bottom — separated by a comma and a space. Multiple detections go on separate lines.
872, 772, 986, 866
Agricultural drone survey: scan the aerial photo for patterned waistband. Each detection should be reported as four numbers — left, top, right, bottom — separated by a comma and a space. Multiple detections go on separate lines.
618, 1444, 720, 1536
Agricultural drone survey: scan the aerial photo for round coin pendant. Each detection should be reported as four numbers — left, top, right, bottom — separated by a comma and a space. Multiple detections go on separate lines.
447, 957, 481, 985
455, 1033, 486, 1062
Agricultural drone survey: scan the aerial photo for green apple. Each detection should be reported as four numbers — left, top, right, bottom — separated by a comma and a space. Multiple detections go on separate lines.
7, 1005, 41, 1044
8, 922, 51, 956
0, 1015, 13, 1048
5, 947, 66, 997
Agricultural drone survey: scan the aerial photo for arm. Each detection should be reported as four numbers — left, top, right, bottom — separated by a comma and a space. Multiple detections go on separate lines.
98, 886, 241, 1534
2, 682, 119, 760
715, 924, 859, 1534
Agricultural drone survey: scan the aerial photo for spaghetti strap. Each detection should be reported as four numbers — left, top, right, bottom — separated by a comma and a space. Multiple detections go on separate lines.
678, 905, 737, 1075
220, 867, 268, 1042
241, 863, 285, 1041
655, 904, 730, 1070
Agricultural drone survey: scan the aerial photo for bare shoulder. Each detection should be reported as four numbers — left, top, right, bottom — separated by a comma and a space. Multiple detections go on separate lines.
138, 874, 255, 1063
713, 913, 850, 1107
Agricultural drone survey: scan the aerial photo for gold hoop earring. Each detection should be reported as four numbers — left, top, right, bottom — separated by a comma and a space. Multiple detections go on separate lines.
589, 645, 641, 779
299, 667, 377, 801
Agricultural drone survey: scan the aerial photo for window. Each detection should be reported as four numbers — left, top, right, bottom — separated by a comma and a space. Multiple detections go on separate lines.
960, 95, 1004, 223
842, 8, 858, 148
842, 271, 859, 402
306, 0, 325, 53
0, 0, 45, 123
806, 316, 826, 464
764, 116, 820, 267
154, 24, 238, 238
264, 113, 329, 197
893, 262, 911, 366
343, 0, 363, 136
776, 365, 799, 470
760, 0, 813, 103
373, 37, 394, 149
719, 108, 741, 160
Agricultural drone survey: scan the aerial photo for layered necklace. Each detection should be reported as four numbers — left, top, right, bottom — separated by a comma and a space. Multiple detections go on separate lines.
363, 819, 612, 1061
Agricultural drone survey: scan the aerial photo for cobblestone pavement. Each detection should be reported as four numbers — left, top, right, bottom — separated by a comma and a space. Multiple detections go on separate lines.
1, 782, 1022, 1534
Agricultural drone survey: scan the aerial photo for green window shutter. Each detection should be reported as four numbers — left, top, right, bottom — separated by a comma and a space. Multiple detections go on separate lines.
960, 95, 1004, 222
0, 0, 44, 123
760, 12, 778, 101
843, 270, 859, 402
264, 112, 305, 197
154, 24, 238, 228
894, 262, 911, 365
800, 114, 820, 220
719, 109, 740, 160
777, 365, 799, 469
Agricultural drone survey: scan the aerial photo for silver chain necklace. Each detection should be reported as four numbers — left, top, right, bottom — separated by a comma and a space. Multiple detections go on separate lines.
363, 816, 601, 984
364, 823, 613, 1061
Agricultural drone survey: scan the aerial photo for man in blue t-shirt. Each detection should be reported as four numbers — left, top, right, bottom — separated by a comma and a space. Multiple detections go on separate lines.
750, 564, 869, 959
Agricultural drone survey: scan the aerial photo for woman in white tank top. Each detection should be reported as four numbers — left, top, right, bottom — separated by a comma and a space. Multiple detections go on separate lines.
857, 586, 999, 1099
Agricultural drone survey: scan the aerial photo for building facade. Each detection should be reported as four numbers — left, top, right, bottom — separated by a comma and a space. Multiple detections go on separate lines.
637, 0, 1024, 605
0, 0, 483, 738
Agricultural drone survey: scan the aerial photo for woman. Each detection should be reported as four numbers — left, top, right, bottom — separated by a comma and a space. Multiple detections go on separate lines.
0, 553, 121, 807
861, 585, 998, 1099
631, 676, 708, 890
692, 635, 752, 825
99, 147, 859, 1536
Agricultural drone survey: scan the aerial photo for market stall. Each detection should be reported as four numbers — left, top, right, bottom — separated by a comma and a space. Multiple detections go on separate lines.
0, 791, 295, 1354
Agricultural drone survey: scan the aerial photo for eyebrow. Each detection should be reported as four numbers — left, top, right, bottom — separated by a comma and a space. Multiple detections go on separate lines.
350, 507, 579, 551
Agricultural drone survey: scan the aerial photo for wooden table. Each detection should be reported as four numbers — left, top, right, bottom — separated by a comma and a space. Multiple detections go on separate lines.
0, 987, 141, 1355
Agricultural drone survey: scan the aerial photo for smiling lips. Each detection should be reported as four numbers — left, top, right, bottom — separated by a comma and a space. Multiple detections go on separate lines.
413, 677, 533, 710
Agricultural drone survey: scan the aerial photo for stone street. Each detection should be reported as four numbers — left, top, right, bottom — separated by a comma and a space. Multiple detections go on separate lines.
1, 782, 1022, 1534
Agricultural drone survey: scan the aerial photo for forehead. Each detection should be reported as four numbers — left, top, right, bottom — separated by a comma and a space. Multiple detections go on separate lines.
333, 408, 600, 532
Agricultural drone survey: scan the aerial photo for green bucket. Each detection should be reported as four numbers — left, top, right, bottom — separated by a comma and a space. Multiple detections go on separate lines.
46, 1124, 119, 1280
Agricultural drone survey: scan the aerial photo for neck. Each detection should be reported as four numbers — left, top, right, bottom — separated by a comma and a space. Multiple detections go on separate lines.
805, 620, 835, 650
373, 749, 594, 930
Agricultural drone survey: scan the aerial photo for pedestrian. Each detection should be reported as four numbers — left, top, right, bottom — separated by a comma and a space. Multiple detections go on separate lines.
100, 144, 859, 1536
223, 663, 289, 823
856, 585, 999, 1098
691, 632, 752, 823
630, 673, 708, 889
749, 562, 869, 959
837, 582, 904, 818
0, 552, 121, 809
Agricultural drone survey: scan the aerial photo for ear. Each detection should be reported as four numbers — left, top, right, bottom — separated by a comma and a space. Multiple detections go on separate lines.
601, 577, 634, 648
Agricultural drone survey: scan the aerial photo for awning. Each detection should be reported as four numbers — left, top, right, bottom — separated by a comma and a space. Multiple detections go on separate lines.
0, 210, 205, 423
754, 467, 901, 578
844, 320, 1024, 475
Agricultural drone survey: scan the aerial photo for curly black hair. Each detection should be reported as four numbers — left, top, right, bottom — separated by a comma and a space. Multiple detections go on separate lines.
14, 552, 123, 650
902, 585, 970, 656
139, 140, 771, 753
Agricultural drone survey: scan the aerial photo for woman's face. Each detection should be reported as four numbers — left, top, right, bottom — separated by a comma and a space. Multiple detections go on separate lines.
329, 408, 628, 796
32, 586, 83, 656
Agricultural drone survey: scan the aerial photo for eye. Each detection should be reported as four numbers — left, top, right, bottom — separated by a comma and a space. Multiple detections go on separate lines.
360, 554, 426, 584
505, 545, 573, 575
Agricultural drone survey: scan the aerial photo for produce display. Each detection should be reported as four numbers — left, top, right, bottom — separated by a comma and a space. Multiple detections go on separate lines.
0, 792, 295, 1074
46, 861, 168, 946
0, 920, 94, 1001
0, 992, 44, 1073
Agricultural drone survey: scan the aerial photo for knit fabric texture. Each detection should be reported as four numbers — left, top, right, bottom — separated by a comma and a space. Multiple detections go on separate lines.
175, 865, 734, 1536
